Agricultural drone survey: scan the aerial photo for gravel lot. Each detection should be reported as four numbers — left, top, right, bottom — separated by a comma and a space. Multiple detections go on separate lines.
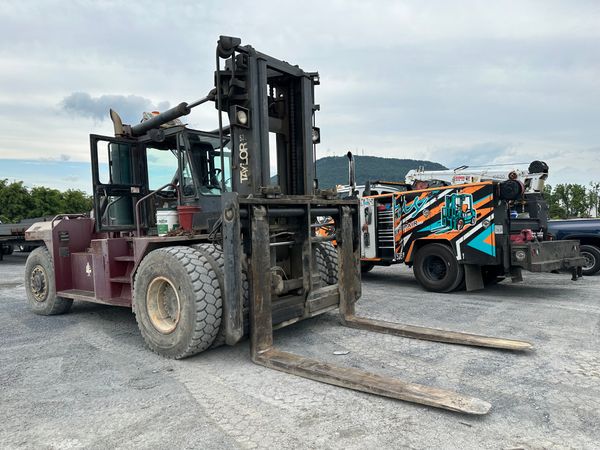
1, 251, 599, 449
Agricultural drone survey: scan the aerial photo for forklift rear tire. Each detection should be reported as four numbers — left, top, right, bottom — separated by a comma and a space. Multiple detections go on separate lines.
580, 245, 600, 276
314, 242, 339, 285
413, 243, 464, 293
25, 246, 73, 315
133, 246, 222, 359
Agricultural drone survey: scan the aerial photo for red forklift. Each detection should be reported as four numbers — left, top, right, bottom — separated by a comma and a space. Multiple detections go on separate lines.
24, 36, 532, 415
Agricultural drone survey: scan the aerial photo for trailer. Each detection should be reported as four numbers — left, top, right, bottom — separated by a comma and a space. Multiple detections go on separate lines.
0, 218, 45, 260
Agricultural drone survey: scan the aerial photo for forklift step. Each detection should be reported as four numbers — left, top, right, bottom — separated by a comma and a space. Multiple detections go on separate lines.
57, 289, 96, 301
114, 255, 135, 262
109, 276, 131, 284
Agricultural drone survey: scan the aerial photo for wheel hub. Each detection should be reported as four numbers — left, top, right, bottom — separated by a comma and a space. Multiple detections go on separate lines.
146, 277, 181, 334
581, 251, 595, 271
30, 265, 48, 302
423, 255, 448, 281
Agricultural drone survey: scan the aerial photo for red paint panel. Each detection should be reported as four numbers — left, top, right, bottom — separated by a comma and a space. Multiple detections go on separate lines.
70, 252, 94, 291
51, 218, 94, 292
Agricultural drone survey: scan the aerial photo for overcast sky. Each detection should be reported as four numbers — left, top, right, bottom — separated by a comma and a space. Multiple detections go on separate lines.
1, 0, 599, 192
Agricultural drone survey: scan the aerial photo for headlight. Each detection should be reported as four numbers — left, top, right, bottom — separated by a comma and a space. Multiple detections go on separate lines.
312, 127, 320, 144
236, 109, 248, 125
233, 105, 249, 127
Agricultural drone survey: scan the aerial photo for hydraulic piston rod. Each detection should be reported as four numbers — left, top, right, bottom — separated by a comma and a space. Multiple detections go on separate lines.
130, 92, 215, 136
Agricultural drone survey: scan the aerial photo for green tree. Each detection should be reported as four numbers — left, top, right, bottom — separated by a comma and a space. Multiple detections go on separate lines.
544, 184, 566, 219
29, 186, 66, 218
0, 179, 34, 222
588, 182, 600, 217
62, 189, 93, 214
551, 183, 594, 218
570, 184, 589, 217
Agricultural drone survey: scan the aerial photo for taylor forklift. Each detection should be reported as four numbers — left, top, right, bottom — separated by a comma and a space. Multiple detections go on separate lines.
24, 36, 532, 415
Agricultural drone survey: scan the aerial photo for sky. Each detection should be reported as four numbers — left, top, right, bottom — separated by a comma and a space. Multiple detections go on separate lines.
0, 0, 599, 193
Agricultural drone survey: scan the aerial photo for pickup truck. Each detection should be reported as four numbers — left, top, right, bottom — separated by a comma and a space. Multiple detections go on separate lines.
547, 219, 600, 275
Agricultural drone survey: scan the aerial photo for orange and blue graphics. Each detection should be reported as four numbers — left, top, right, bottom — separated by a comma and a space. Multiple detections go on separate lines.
371, 182, 497, 265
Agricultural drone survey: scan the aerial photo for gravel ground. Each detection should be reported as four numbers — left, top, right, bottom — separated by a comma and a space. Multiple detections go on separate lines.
1, 251, 599, 449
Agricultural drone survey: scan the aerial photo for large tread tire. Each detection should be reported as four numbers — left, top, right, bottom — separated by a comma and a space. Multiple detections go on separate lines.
192, 243, 249, 348
413, 243, 464, 293
580, 244, 600, 276
24, 246, 73, 315
133, 246, 222, 359
314, 242, 339, 285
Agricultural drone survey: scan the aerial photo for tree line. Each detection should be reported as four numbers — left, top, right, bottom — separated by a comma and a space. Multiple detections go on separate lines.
0, 179, 92, 223
1, 178, 598, 223
544, 182, 600, 219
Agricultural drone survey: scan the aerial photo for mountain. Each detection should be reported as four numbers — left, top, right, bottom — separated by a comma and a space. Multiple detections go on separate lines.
315, 155, 447, 188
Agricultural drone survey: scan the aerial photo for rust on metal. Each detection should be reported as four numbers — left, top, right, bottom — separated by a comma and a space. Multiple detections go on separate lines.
255, 349, 491, 415
146, 276, 181, 334
246, 203, 500, 415
342, 316, 533, 351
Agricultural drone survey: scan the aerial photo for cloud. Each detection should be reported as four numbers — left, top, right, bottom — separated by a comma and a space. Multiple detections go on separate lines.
61, 92, 170, 124
39, 154, 72, 162
0, 1, 598, 188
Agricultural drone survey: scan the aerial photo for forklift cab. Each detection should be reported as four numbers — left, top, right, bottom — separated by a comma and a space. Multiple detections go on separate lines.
90, 126, 231, 234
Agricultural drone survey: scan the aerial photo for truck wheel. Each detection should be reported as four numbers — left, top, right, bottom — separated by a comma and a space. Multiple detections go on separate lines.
413, 243, 464, 293
192, 243, 249, 347
25, 246, 73, 315
580, 245, 600, 276
314, 242, 339, 285
133, 246, 222, 359
361, 261, 375, 273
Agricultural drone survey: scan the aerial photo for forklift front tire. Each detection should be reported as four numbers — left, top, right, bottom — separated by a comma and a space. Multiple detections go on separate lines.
193, 243, 250, 347
413, 243, 464, 293
133, 246, 222, 359
25, 246, 73, 315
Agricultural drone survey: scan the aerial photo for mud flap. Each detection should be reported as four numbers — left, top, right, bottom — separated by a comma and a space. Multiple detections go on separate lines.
464, 264, 484, 292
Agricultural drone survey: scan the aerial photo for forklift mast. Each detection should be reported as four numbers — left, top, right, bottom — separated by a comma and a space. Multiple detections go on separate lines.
215, 36, 319, 196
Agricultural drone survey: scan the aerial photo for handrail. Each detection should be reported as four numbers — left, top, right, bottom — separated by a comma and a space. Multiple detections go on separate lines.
134, 183, 178, 237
